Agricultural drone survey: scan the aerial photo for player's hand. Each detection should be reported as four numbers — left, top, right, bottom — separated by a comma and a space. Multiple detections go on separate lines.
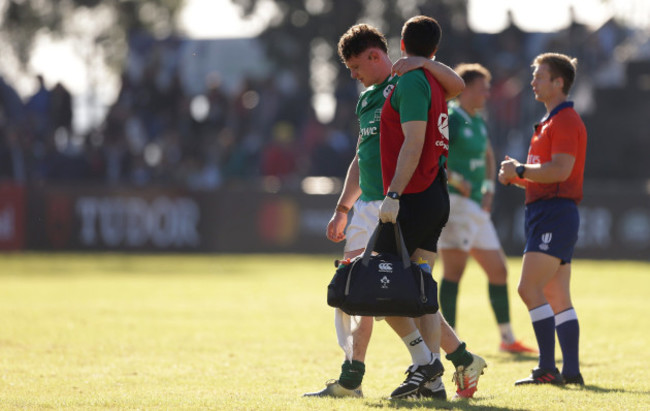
392, 56, 427, 76
481, 191, 494, 212
499, 155, 519, 185
379, 197, 400, 223
497, 169, 509, 185
326, 212, 347, 243
448, 170, 471, 197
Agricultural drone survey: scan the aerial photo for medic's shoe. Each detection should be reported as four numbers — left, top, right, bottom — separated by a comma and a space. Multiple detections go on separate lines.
303, 379, 363, 398
451, 353, 487, 399
500, 340, 538, 354
390, 358, 444, 399
514, 367, 565, 386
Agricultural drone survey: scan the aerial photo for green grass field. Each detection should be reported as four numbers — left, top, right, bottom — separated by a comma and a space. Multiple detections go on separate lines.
0, 253, 649, 410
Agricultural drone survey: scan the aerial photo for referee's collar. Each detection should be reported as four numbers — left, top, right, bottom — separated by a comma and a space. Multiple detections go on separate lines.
534, 101, 574, 131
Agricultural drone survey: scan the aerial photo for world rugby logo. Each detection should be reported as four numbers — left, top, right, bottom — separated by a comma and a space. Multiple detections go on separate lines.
539, 232, 552, 251
378, 262, 393, 272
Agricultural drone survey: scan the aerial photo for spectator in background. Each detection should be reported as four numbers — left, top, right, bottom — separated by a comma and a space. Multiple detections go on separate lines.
25, 75, 51, 140
0, 127, 26, 183
50, 82, 73, 133
0, 76, 26, 127
260, 121, 297, 180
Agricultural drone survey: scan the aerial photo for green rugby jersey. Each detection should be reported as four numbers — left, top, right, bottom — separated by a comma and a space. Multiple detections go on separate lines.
355, 75, 398, 202
447, 102, 488, 205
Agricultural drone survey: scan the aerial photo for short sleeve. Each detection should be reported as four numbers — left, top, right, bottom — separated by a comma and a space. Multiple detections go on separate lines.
391, 71, 430, 123
549, 114, 580, 157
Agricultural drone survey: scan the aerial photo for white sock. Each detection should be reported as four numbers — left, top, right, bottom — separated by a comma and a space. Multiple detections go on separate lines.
401, 330, 432, 366
499, 323, 516, 344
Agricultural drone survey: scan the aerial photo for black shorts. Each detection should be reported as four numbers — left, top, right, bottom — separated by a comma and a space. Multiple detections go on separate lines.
374, 171, 450, 256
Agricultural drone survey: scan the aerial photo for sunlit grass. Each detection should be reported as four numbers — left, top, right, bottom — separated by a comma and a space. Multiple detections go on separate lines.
0, 253, 648, 410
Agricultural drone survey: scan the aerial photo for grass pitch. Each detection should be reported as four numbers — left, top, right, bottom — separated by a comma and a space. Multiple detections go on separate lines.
0, 253, 649, 410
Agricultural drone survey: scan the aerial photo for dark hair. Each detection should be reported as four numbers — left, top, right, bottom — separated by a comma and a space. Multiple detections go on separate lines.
533, 53, 578, 95
454, 63, 492, 85
401, 15, 441, 58
337, 24, 388, 62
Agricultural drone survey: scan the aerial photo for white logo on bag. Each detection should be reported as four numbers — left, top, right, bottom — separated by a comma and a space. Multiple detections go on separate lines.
378, 263, 392, 272
380, 276, 390, 289
539, 232, 552, 251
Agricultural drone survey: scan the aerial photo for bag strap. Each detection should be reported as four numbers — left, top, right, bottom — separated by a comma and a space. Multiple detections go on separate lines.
394, 223, 411, 268
361, 222, 410, 268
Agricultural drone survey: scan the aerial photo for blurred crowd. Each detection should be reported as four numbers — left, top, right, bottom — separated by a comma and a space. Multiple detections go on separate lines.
0, 14, 644, 189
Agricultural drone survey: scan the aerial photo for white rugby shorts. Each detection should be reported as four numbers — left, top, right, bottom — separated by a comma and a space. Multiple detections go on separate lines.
438, 193, 501, 252
344, 199, 381, 253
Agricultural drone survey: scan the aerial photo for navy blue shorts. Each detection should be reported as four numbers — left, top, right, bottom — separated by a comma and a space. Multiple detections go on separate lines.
524, 197, 579, 264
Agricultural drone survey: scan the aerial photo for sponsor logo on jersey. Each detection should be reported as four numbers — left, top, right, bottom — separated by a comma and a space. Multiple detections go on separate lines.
539, 232, 552, 251
435, 140, 449, 150
435, 113, 450, 151
438, 113, 449, 140
528, 154, 541, 164
470, 158, 485, 171
360, 127, 378, 138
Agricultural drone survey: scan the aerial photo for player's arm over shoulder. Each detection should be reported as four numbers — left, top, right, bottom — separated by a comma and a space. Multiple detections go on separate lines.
397, 69, 429, 91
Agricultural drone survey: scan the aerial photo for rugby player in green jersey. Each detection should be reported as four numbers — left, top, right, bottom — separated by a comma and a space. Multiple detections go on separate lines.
438, 63, 536, 355
304, 23, 486, 401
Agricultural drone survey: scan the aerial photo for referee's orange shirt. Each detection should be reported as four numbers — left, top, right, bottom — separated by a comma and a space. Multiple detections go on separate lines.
524, 102, 587, 205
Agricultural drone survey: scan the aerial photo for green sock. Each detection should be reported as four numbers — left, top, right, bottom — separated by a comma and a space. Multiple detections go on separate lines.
488, 283, 511, 324
338, 360, 365, 389
445, 342, 474, 368
440, 278, 459, 329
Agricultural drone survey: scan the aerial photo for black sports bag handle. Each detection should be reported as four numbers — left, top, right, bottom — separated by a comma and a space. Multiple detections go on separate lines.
360, 222, 410, 268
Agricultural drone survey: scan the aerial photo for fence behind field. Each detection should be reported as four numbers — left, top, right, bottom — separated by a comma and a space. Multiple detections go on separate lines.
1, 181, 648, 260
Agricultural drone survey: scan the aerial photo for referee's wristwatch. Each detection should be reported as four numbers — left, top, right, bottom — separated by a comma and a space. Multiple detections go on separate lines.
386, 191, 400, 200
515, 165, 526, 179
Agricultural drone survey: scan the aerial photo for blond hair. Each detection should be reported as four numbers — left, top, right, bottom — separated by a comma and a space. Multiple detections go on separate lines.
533, 53, 578, 95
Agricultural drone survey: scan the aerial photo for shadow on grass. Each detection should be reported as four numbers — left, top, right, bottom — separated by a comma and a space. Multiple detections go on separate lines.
559, 384, 650, 396
486, 352, 538, 364
363, 398, 528, 410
